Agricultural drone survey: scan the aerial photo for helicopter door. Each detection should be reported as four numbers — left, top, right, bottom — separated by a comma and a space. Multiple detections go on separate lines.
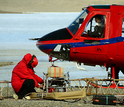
73, 13, 110, 64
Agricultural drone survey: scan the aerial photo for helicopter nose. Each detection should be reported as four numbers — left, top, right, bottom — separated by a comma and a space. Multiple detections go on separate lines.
36, 28, 72, 54
36, 42, 56, 54
38, 28, 72, 41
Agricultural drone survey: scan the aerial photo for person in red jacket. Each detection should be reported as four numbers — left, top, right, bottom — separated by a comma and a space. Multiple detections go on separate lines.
11, 53, 44, 99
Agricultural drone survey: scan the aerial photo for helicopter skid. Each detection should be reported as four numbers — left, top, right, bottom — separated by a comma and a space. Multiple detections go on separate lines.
89, 82, 124, 89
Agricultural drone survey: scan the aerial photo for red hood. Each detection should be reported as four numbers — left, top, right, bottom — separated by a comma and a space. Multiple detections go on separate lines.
22, 53, 32, 65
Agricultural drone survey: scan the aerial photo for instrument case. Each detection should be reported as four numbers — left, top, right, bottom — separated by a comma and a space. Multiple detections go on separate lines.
92, 95, 116, 105
47, 67, 64, 77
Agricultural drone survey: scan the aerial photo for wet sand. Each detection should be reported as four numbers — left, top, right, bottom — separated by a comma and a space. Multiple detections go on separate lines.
0, 0, 124, 13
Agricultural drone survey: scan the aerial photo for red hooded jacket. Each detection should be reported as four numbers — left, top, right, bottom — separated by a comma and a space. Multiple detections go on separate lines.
11, 53, 43, 93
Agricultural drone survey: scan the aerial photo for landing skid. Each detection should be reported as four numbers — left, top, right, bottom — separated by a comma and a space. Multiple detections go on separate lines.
100, 83, 124, 89
88, 81, 124, 89
106, 66, 124, 88
90, 66, 124, 89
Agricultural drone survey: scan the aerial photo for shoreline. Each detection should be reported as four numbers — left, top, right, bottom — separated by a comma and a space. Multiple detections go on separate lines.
0, 62, 14, 67
0, 0, 124, 13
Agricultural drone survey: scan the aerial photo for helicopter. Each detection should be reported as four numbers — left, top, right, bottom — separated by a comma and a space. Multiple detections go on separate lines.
35, 5, 124, 88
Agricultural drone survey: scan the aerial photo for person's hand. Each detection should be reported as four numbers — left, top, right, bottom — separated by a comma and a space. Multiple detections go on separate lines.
39, 84, 44, 89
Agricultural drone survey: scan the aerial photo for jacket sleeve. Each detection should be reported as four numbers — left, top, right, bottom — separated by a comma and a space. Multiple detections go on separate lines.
34, 74, 44, 84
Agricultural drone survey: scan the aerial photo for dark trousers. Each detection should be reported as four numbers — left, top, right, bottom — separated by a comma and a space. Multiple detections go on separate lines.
16, 79, 36, 99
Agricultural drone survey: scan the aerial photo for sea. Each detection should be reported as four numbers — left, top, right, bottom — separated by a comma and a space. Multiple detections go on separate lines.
0, 12, 123, 82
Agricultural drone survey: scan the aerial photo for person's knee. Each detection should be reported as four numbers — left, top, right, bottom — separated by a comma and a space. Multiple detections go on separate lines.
24, 79, 35, 88
27, 79, 35, 84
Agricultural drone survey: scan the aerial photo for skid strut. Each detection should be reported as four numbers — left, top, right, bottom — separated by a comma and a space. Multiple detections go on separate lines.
102, 66, 124, 88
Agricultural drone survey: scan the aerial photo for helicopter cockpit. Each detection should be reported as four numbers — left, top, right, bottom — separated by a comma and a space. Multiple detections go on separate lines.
68, 8, 106, 39
68, 8, 89, 35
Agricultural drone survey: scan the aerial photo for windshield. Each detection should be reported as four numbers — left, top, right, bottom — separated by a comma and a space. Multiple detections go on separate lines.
68, 9, 89, 35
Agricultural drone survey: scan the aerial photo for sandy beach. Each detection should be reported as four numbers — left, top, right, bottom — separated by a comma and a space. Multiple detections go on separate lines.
0, 0, 124, 13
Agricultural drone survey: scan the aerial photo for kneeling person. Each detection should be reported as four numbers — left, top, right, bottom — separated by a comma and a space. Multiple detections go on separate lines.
11, 53, 44, 99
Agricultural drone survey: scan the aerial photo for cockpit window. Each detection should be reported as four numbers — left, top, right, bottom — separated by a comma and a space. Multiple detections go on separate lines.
82, 14, 106, 38
68, 9, 89, 35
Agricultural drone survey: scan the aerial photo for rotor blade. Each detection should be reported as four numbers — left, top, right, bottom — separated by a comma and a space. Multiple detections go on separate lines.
29, 38, 40, 40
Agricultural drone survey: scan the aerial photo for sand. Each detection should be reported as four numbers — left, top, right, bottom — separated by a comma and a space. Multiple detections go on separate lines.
0, 0, 124, 13
0, 87, 120, 107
